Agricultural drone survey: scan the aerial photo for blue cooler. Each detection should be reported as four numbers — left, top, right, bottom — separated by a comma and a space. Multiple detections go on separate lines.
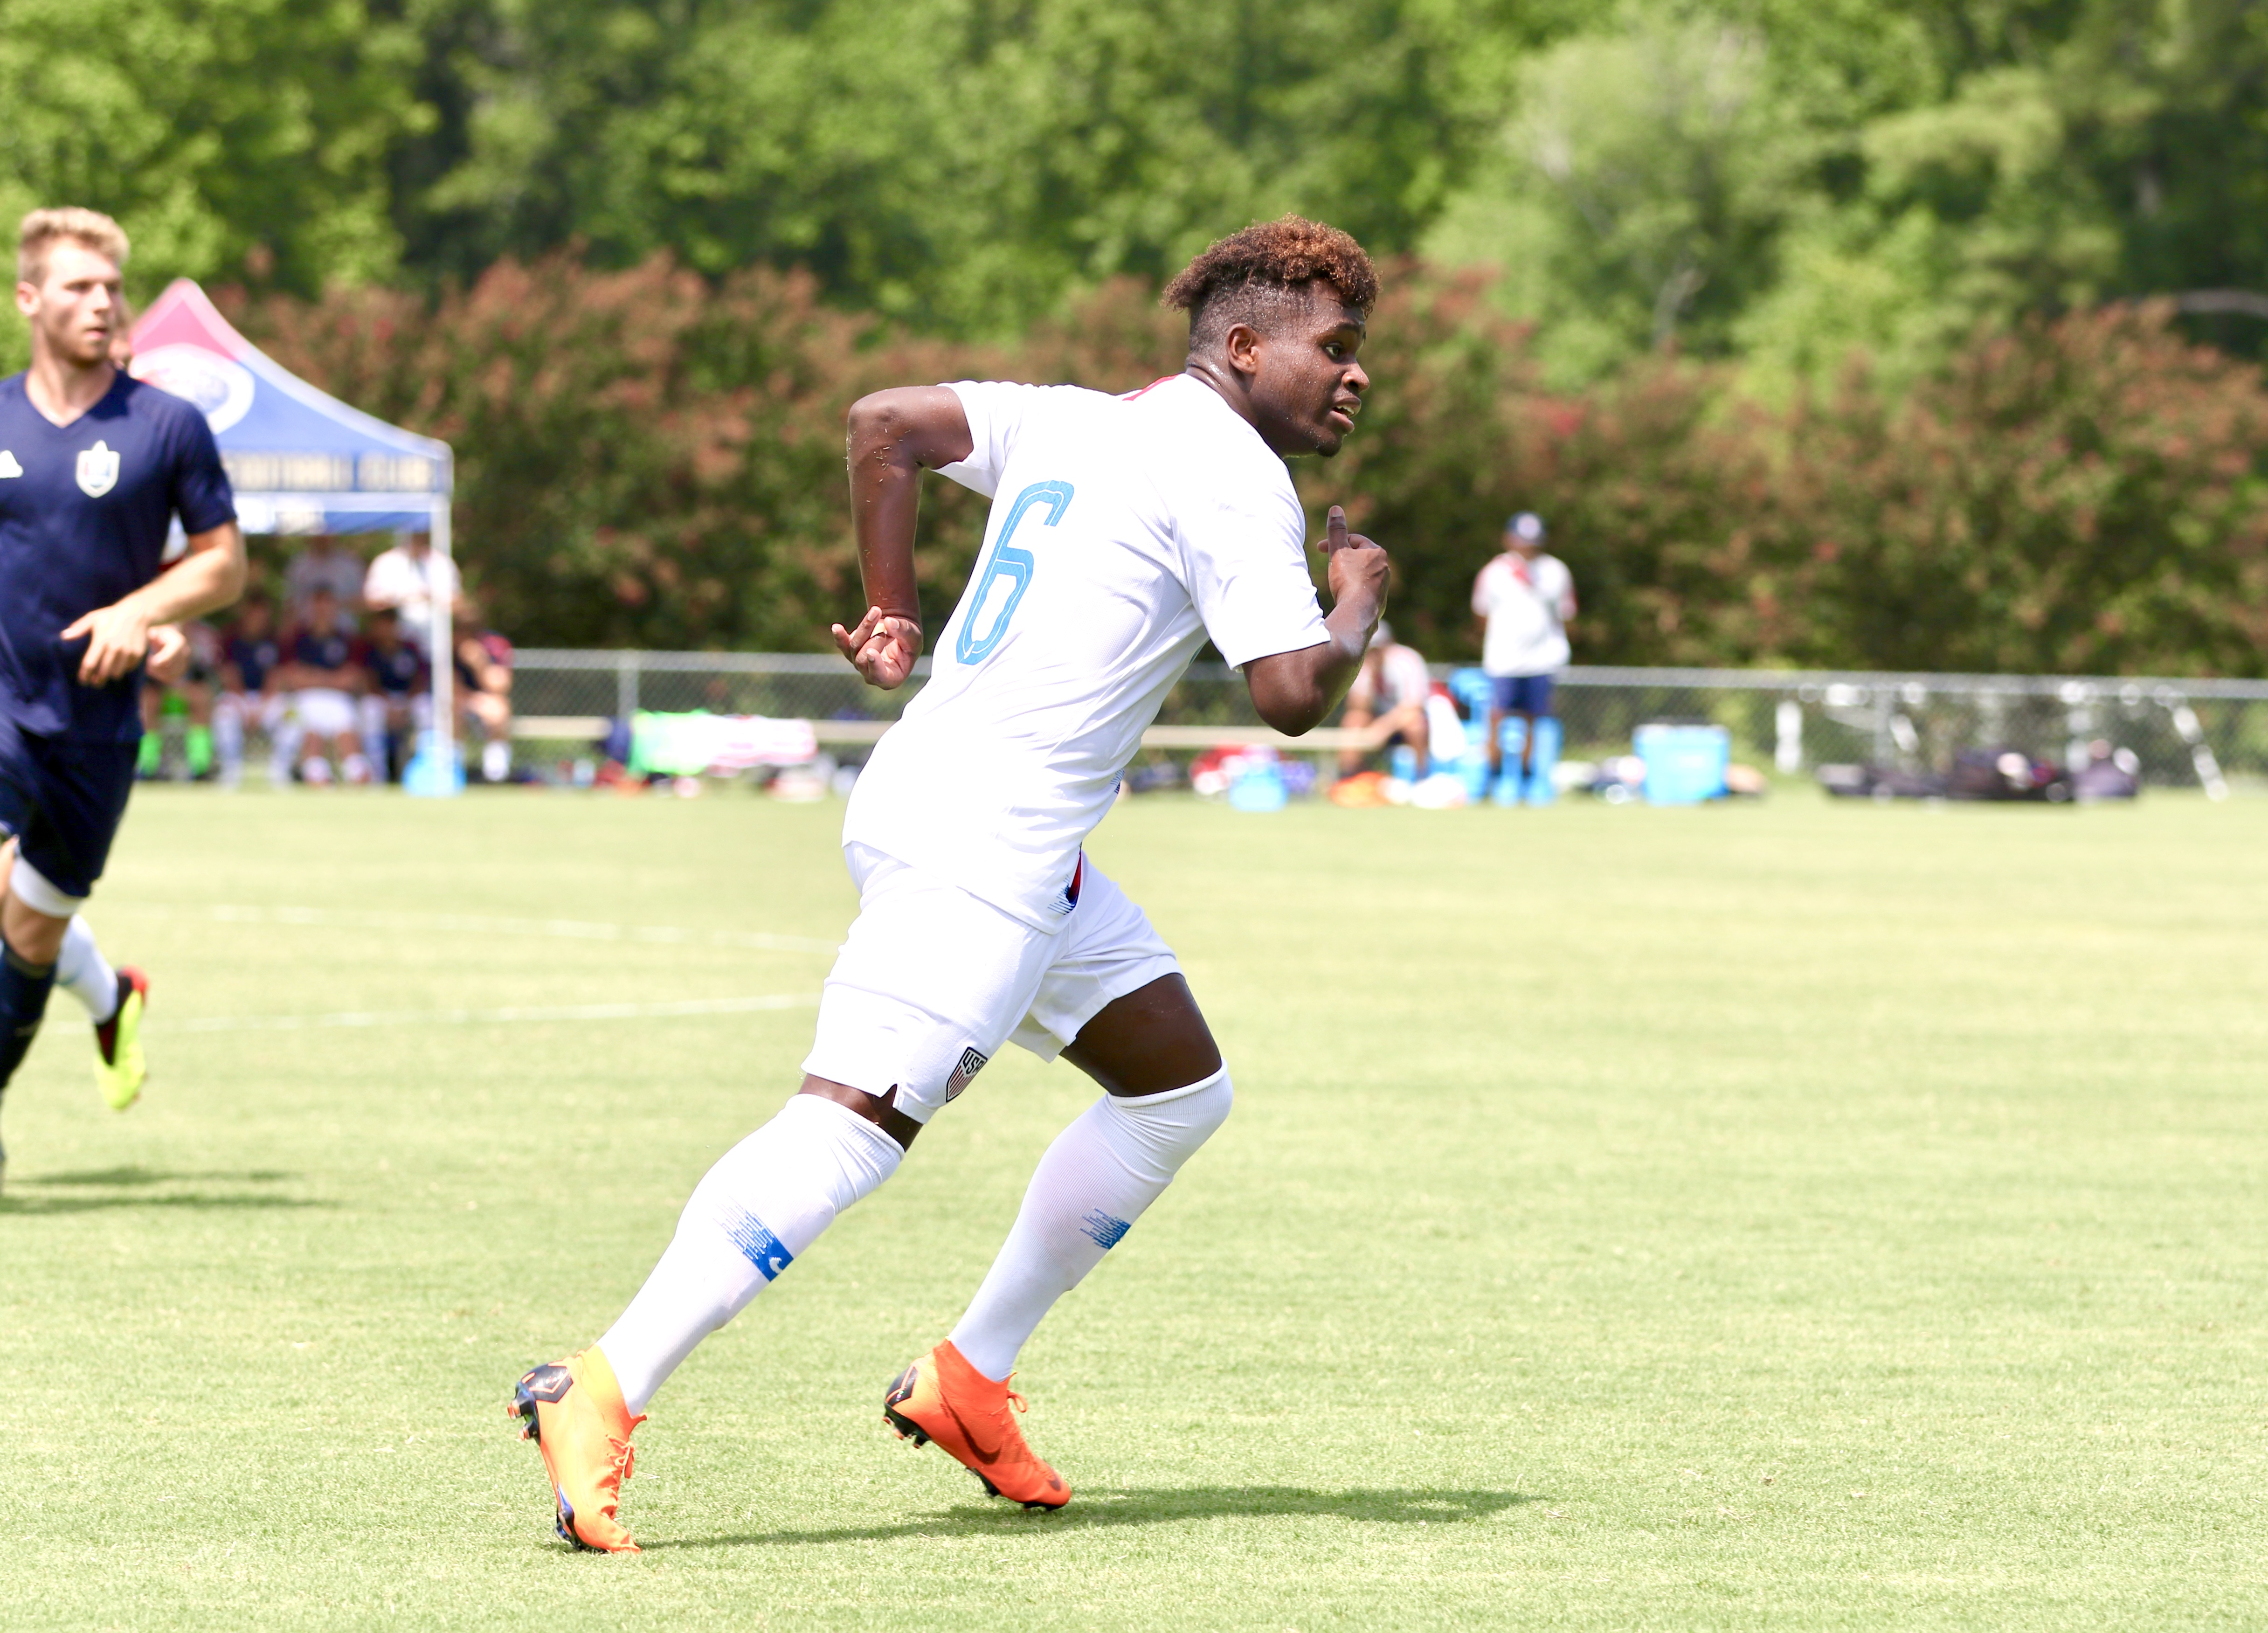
1634, 723, 1729, 804
1228, 755, 1288, 811
1520, 717, 1563, 806
1446, 668, 1560, 806
1489, 717, 1562, 806
403, 730, 465, 797
1446, 668, 1496, 726
1447, 669, 1494, 802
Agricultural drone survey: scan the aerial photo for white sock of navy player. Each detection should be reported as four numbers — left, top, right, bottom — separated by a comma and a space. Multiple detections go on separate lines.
947, 1067, 1233, 1381
53, 915, 119, 1024
597, 1093, 903, 1414
213, 702, 244, 783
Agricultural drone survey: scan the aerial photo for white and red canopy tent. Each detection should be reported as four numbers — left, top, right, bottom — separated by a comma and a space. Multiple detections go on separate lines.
128, 279, 461, 787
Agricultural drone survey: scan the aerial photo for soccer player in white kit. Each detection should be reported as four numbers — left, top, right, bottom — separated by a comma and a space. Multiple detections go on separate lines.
511, 216, 1394, 1552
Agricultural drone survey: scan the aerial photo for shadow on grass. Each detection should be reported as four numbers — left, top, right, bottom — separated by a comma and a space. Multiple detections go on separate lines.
647, 1486, 1543, 1551
0, 1166, 324, 1213
30, 1165, 300, 1187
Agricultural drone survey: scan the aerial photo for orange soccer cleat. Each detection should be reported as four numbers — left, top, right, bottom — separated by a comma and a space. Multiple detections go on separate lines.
509, 1347, 645, 1552
883, 1340, 1070, 1509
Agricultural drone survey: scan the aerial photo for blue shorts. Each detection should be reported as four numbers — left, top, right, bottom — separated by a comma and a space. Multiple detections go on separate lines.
0, 715, 137, 902
1490, 674, 1556, 716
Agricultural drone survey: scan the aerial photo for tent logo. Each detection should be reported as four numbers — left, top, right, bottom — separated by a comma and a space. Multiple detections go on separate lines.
75, 441, 118, 498
131, 344, 256, 434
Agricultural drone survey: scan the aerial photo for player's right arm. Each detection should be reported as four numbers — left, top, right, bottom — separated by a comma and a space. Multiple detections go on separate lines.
65, 520, 247, 686
835, 387, 975, 690
1243, 506, 1390, 736
66, 393, 246, 686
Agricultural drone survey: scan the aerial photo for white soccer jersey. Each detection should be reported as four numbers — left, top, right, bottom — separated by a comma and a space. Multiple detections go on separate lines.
1473, 551, 1575, 677
843, 374, 1328, 928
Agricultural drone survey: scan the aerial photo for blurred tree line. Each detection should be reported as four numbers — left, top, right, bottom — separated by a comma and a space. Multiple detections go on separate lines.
20, 0, 2265, 358
9, 0, 2268, 670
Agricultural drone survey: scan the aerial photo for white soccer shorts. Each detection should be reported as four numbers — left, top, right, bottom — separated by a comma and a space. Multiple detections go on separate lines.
290, 687, 358, 737
802, 843, 1181, 1123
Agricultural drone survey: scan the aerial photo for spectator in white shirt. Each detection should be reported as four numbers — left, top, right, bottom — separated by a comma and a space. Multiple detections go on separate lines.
1338, 623, 1432, 778
1471, 512, 1576, 789
362, 531, 464, 656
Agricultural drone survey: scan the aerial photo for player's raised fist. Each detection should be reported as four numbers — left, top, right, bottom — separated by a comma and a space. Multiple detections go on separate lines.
832, 604, 924, 690
1315, 503, 1378, 557
1315, 504, 1390, 622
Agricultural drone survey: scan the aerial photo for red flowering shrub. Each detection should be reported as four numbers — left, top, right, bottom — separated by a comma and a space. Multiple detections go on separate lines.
1793, 305, 2268, 674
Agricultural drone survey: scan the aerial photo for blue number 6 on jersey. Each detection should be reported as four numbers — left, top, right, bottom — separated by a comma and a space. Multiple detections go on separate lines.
956, 479, 1073, 664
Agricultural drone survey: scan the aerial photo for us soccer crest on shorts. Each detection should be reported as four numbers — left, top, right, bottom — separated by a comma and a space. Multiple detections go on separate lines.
943, 1047, 989, 1102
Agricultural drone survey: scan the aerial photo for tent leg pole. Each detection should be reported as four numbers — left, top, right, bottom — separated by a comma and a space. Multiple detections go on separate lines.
428, 503, 456, 796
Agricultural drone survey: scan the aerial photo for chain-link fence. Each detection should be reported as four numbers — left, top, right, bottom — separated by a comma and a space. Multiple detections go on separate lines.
1544, 667, 2243, 796
501, 651, 2264, 795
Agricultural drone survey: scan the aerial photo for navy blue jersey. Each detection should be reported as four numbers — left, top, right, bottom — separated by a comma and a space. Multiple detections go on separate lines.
365, 641, 423, 698
0, 372, 235, 741
290, 626, 360, 680
224, 632, 281, 694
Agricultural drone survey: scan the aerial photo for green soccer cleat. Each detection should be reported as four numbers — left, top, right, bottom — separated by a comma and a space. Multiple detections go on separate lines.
93, 968, 148, 1111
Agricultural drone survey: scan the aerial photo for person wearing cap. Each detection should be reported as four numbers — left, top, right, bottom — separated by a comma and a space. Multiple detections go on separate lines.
1472, 512, 1576, 792
1337, 621, 1431, 779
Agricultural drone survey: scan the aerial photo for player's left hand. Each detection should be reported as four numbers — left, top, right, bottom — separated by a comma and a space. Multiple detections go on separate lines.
1316, 504, 1390, 620
1316, 503, 1382, 557
145, 623, 190, 685
832, 604, 923, 690
62, 600, 155, 685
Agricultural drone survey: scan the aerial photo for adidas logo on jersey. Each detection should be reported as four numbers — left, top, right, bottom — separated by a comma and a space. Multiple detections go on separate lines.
0, 451, 20, 477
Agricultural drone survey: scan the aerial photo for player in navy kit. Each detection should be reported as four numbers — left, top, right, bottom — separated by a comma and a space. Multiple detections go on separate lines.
0, 208, 244, 1182
279, 585, 370, 784
358, 607, 427, 782
217, 591, 285, 785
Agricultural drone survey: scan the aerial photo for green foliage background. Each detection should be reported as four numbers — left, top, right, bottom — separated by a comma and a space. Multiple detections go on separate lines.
8, 0, 2268, 669
22, 0, 2258, 357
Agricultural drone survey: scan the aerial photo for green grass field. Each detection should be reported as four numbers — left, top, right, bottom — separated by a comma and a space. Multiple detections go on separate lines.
1, 784, 2261, 1629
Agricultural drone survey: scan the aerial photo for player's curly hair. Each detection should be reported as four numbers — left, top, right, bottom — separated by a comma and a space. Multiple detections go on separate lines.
1163, 215, 1378, 352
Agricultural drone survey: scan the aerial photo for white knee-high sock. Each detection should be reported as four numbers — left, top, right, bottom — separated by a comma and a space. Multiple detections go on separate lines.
948, 1068, 1232, 1382
213, 701, 244, 778
53, 916, 118, 1022
598, 1093, 902, 1413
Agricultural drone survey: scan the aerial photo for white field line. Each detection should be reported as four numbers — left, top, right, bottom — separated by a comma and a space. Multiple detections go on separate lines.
163, 992, 821, 1035
111, 903, 840, 954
